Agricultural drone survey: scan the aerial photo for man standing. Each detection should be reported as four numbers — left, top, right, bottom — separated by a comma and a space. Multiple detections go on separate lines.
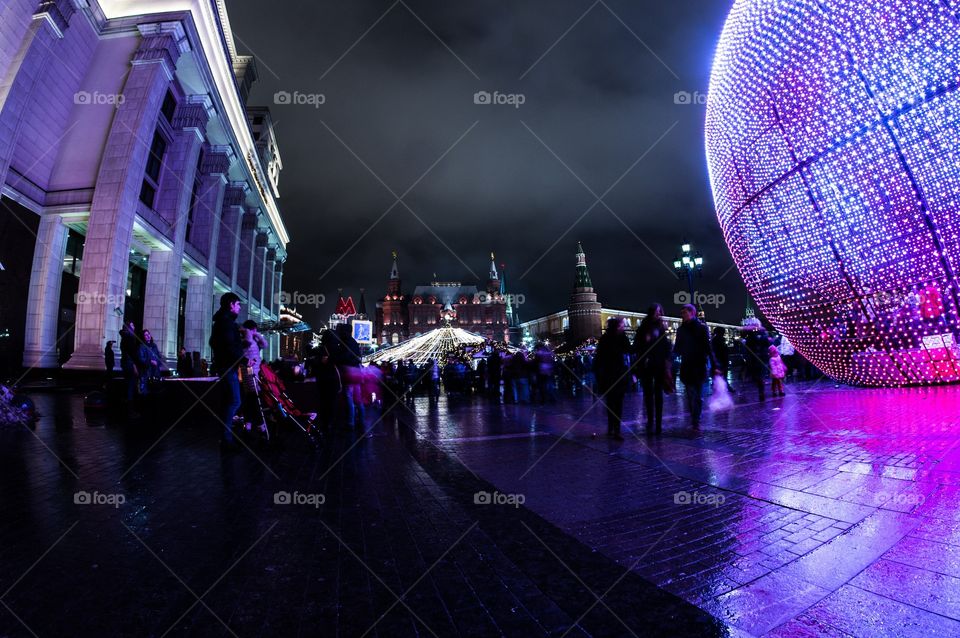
594, 317, 632, 440
210, 293, 244, 450
119, 321, 141, 418
674, 304, 715, 427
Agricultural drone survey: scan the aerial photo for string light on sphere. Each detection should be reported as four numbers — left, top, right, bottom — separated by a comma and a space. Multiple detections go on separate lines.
706, 0, 960, 387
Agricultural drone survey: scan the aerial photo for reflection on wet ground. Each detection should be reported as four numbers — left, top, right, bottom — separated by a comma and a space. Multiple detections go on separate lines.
2, 380, 959, 636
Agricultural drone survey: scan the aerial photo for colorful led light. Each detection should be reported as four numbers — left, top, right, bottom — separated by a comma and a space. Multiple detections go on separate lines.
706, 0, 960, 386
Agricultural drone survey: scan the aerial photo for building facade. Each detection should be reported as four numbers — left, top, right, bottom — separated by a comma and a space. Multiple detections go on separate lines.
0, 0, 289, 373
374, 253, 509, 345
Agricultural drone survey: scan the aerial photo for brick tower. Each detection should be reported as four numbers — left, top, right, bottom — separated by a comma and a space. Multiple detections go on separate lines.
568, 242, 602, 344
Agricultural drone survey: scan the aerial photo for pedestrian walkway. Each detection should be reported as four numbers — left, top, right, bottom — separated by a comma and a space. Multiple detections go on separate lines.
398, 380, 960, 636
3, 380, 960, 636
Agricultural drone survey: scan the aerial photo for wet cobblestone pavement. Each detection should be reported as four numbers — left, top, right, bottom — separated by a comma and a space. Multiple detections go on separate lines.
3, 379, 960, 636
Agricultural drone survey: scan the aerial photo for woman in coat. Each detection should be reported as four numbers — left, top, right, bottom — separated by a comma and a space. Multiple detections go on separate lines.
594, 317, 632, 440
633, 304, 673, 433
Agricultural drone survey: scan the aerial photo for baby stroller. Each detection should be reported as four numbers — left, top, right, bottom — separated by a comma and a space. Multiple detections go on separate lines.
244, 362, 320, 447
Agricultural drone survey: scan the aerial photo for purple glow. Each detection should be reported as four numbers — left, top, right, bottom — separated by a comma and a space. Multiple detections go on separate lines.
706, 0, 960, 386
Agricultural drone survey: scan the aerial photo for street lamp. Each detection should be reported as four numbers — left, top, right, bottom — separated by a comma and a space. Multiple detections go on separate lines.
674, 238, 704, 311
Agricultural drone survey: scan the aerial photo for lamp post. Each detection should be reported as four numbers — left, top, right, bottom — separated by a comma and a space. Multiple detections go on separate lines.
673, 239, 704, 313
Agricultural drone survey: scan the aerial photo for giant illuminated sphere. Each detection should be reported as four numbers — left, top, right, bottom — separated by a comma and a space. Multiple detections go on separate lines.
706, 0, 960, 386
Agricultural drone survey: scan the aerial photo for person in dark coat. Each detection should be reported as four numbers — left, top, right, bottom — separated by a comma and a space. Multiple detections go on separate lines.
594, 317, 632, 440
742, 318, 772, 400
139, 329, 163, 393
674, 304, 715, 427
488, 349, 502, 399
311, 342, 341, 430
119, 321, 142, 414
177, 347, 193, 378
210, 292, 244, 448
633, 304, 673, 433
330, 323, 363, 427
104, 341, 115, 377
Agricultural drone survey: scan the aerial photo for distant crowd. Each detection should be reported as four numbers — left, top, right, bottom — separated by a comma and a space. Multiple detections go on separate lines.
105, 293, 812, 447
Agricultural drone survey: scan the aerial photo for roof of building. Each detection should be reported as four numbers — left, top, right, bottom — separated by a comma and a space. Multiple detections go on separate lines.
412, 284, 480, 305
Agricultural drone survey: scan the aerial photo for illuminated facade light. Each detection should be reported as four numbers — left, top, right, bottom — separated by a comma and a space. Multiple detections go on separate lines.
706, 0, 960, 386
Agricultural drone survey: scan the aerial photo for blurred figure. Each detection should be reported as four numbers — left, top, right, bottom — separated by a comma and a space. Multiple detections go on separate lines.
329, 324, 363, 428
768, 344, 787, 396
488, 349, 502, 399
311, 342, 341, 430
594, 317, 631, 440
119, 321, 142, 412
742, 318, 772, 400
711, 327, 730, 380
634, 304, 673, 433
426, 358, 441, 402
239, 320, 268, 434
177, 346, 193, 378
210, 293, 244, 448
104, 340, 115, 385
674, 304, 714, 427
534, 343, 557, 404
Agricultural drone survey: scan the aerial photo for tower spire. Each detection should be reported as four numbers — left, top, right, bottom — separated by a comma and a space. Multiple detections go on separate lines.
489, 252, 498, 281
390, 250, 399, 280
574, 242, 593, 290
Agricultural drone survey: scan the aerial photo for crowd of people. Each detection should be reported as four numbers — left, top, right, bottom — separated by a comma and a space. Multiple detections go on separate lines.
107, 292, 806, 448
593, 303, 794, 439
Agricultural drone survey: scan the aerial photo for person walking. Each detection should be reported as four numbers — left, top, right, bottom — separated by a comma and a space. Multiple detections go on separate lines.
742, 318, 772, 400
427, 358, 441, 402
674, 304, 715, 427
332, 323, 363, 428
768, 344, 787, 396
711, 327, 730, 380
534, 342, 557, 404
210, 293, 244, 450
312, 341, 341, 430
488, 349, 502, 399
119, 321, 141, 417
633, 304, 673, 433
594, 317, 632, 440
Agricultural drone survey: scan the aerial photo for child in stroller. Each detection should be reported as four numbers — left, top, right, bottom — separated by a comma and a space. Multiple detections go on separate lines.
239, 362, 320, 447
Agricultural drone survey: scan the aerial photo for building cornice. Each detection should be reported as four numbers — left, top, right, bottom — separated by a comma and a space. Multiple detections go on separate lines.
94, 0, 290, 246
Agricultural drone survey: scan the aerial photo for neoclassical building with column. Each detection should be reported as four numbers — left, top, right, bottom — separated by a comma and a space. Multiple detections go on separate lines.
0, 0, 289, 373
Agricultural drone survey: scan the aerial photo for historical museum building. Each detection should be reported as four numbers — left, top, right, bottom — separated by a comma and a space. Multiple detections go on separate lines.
0, 0, 289, 373
375, 253, 513, 345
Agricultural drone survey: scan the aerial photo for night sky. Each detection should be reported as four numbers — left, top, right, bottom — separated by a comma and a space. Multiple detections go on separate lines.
224, 0, 748, 328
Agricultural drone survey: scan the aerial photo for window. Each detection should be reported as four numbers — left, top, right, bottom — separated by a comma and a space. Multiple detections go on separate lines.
139, 130, 167, 208
160, 91, 176, 123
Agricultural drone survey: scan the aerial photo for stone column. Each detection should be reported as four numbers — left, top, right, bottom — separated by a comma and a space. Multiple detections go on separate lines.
183, 146, 231, 358
235, 209, 258, 320
253, 231, 268, 318
183, 275, 208, 358
216, 182, 247, 288
0, 1, 41, 91
265, 248, 277, 320
22, 214, 68, 368
0, 0, 76, 193
143, 94, 210, 365
271, 261, 283, 359
65, 22, 189, 370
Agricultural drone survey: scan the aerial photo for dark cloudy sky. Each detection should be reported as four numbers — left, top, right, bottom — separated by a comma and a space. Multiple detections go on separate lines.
225, 0, 748, 327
